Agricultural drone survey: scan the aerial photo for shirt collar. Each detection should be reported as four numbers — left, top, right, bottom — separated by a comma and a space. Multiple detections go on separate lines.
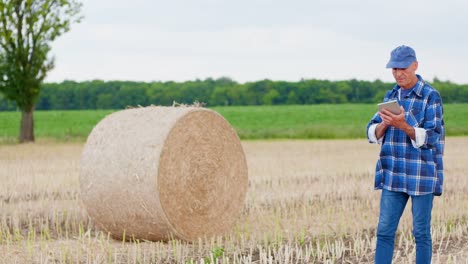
392, 74, 425, 98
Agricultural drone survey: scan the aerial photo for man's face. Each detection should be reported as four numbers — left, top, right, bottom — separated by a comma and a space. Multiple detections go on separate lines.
392, 61, 418, 89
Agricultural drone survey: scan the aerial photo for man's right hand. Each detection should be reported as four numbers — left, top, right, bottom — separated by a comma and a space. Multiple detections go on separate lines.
375, 121, 390, 139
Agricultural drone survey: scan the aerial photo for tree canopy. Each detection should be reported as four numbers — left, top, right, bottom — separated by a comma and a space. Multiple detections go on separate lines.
1, 77, 466, 111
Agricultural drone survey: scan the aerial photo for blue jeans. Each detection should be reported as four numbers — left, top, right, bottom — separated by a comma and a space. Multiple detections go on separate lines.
375, 189, 434, 264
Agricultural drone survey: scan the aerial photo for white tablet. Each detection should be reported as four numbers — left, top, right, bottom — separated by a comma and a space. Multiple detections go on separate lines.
377, 100, 401, 114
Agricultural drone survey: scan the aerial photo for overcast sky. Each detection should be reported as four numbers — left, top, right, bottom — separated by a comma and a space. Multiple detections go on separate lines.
46, 0, 468, 84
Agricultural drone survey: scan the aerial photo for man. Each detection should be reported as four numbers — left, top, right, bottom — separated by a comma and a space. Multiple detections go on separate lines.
367, 45, 445, 264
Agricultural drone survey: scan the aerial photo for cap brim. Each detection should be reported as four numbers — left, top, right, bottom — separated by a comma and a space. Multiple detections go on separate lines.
386, 59, 414, 69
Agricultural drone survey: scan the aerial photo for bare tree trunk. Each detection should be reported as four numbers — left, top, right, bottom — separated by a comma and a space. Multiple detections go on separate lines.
20, 109, 35, 143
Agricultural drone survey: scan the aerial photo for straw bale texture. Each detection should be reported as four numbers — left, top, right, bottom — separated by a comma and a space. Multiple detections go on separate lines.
79, 106, 248, 241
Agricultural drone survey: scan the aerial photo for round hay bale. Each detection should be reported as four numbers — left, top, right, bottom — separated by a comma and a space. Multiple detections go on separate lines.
79, 106, 248, 241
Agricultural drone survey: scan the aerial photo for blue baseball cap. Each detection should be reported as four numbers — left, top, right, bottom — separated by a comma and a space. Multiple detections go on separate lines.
386, 45, 417, 69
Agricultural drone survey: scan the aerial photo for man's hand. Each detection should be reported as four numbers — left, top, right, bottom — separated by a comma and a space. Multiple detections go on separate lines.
379, 106, 406, 129
379, 106, 416, 140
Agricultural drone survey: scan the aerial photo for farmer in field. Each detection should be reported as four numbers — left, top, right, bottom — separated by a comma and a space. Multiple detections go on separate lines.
367, 45, 445, 264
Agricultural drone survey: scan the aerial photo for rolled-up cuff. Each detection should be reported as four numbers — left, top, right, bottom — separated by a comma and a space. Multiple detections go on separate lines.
411, 127, 427, 148
368, 124, 383, 144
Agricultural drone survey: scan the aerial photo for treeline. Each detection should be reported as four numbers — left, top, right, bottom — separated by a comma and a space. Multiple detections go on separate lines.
1, 77, 467, 110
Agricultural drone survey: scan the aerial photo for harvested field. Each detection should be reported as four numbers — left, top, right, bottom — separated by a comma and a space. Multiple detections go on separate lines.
0, 138, 467, 263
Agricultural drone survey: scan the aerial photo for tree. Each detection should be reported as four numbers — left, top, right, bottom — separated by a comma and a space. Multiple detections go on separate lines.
262, 89, 279, 105
0, 0, 82, 142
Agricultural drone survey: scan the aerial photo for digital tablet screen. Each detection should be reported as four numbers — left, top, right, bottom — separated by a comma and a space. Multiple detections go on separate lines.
377, 100, 401, 114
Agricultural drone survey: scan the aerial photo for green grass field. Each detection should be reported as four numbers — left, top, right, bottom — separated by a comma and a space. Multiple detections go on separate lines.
1, 104, 467, 142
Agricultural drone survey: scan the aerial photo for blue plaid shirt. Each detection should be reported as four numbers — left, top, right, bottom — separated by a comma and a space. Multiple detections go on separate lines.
367, 75, 445, 196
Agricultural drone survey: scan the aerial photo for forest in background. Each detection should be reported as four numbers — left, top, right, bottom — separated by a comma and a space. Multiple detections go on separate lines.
1, 77, 467, 111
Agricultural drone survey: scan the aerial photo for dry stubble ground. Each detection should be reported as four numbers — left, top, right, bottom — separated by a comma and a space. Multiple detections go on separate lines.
0, 138, 467, 263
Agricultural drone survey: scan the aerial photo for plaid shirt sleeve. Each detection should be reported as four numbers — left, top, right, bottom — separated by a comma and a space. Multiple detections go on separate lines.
367, 75, 445, 196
